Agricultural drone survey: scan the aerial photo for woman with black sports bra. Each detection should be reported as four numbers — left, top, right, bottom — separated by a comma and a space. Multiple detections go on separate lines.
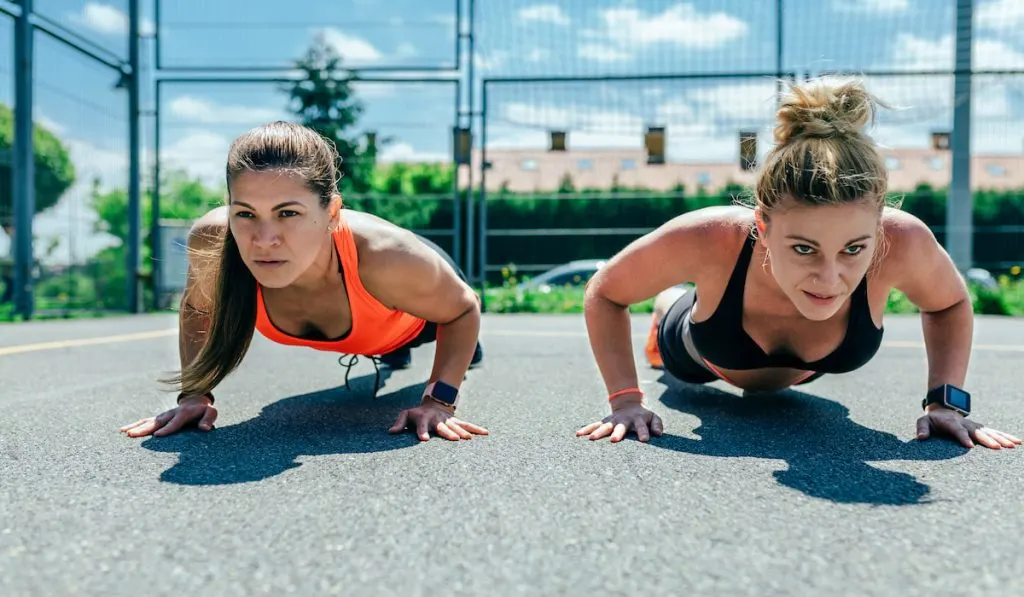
577, 76, 1020, 452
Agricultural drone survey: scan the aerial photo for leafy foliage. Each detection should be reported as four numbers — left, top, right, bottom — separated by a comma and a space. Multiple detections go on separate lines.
0, 103, 76, 230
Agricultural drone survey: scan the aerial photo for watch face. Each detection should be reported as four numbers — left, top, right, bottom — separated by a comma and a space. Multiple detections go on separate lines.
946, 386, 970, 412
430, 381, 459, 404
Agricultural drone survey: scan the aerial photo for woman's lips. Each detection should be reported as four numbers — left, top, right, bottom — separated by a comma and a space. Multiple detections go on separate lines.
803, 290, 838, 305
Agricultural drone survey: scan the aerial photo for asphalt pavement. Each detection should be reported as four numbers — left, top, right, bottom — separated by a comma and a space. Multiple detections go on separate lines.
1, 312, 1023, 596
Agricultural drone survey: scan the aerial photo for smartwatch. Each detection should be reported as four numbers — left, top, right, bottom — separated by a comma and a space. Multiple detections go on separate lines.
423, 381, 459, 410
922, 384, 970, 417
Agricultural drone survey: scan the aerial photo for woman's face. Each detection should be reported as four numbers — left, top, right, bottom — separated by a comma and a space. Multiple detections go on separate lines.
227, 170, 338, 289
759, 198, 881, 321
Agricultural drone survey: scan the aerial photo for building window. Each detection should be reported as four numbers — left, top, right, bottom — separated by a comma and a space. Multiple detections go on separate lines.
697, 172, 711, 186
621, 158, 636, 170
986, 163, 1007, 177
521, 159, 538, 171
577, 159, 593, 170
927, 156, 944, 170
885, 157, 901, 170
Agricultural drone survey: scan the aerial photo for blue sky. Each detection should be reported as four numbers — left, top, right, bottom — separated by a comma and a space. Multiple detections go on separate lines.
1, 0, 1023, 263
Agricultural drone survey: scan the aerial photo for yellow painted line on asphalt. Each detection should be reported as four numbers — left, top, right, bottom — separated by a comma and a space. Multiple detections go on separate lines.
881, 339, 1024, 352
0, 328, 178, 357
4, 327, 1021, 357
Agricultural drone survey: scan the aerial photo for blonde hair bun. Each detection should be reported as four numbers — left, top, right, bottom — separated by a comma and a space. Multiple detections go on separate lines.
773, 77, 880, 145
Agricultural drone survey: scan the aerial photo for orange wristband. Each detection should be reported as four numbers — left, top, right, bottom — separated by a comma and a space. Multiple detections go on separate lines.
608, 387, 643, 402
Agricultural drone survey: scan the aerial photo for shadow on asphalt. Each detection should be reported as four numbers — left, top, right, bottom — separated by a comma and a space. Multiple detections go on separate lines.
138, 369, 431, 485
650, 372, 968, 506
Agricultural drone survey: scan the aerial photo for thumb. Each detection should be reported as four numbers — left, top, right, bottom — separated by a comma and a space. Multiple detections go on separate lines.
198, 406, 218, 431
916, 415, 930, 440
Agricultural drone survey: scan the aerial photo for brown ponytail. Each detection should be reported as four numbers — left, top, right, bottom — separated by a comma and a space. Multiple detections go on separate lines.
162, 120, 341, 397
173, 228, 258, 396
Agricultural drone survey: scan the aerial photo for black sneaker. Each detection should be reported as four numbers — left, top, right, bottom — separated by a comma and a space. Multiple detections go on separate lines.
379, 346, 412, 369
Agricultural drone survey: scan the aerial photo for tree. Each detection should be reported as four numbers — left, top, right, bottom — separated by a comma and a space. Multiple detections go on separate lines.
87, 169, 224, 309
0, 102, 76, 235
282, 33, 378, 194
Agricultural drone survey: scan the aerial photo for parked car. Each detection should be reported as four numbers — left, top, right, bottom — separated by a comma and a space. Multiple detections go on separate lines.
516, 259, 607, 294
965, 267, 999, 291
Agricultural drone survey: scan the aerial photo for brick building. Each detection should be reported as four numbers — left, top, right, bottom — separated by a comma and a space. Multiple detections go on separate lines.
459, 147, 1024, 194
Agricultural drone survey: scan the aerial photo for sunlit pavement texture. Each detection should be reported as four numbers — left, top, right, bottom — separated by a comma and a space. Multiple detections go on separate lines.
2, 313, 1022, 596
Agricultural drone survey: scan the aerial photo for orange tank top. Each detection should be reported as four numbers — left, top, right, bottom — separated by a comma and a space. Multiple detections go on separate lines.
254, 216, 427, 355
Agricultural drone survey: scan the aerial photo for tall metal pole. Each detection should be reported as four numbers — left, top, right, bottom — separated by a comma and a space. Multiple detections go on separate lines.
127, 0, 142, 312
452, 78, 462, 269
479, 81, 489, 310
449, 0, 462, 270
948, 0, 973, 272
464, 0, 476, 286
152, 80, 163, 310
776, 0, 784, 105
13, 0, 35, 320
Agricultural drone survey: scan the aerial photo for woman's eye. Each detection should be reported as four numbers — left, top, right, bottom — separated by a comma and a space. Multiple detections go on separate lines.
279, 210, 299, 218
793, 245, 814, 255
844, 245, 865, 255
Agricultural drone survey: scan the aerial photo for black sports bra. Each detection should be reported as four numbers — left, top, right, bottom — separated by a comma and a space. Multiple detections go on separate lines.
688, 233, 884, 373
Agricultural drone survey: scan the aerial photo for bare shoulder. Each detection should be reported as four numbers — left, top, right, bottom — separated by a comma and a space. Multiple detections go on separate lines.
586, 205, 752, 307
183, 205, 230, 311
876, 206, 942, 278
343, 209, 415, 260
877, 206, 968, 311
343, 209, 477, 321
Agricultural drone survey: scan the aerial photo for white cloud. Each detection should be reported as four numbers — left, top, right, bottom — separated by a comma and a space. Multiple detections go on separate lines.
73, 2, 155, 37
579, 3, 748, 63
977, 0, 1024, 32
833, 0, 909, 14
974, 38, 1024, 69
161, 130, 232, 187
471, 50, 509, 72
35, 112, 67, 136
394, 42, 418, 60
31, 137, 129, 265
578, 44, 633, 63
487, 125, 640, 152
884, 33, 1024, 71
500, 102, 645, 135
486, 122, 744, 163
859, 34, 1024, 135
676, 82, 779, 121
518, 4, 571, 26
168, 96, 286, 125
379, 142, 449, 163
320, 28, 385, 64
526, 48, 550, 63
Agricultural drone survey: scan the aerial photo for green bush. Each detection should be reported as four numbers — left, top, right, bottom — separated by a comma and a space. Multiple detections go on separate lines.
484, 280, 1024, 316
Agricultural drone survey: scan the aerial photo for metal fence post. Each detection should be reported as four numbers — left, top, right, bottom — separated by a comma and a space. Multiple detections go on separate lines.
948, 0, 974, 272
127, 0, 142, 312
13, 0, 35, 319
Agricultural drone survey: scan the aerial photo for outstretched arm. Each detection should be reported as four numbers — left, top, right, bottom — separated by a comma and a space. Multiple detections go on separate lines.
363, 231, 481, 410
887, 213, 973, 394
887, 212, 1020, 450
578, 207, 735, 443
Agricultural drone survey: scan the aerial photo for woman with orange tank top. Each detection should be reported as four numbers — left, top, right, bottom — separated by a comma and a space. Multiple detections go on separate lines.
119, 121, 486, 443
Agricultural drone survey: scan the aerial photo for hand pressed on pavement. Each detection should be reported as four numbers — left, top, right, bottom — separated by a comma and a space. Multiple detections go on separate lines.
389, 400, 489, 442
917, 406, 1021, 450
120, 394, 217, 438
576, 393, 664, 443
